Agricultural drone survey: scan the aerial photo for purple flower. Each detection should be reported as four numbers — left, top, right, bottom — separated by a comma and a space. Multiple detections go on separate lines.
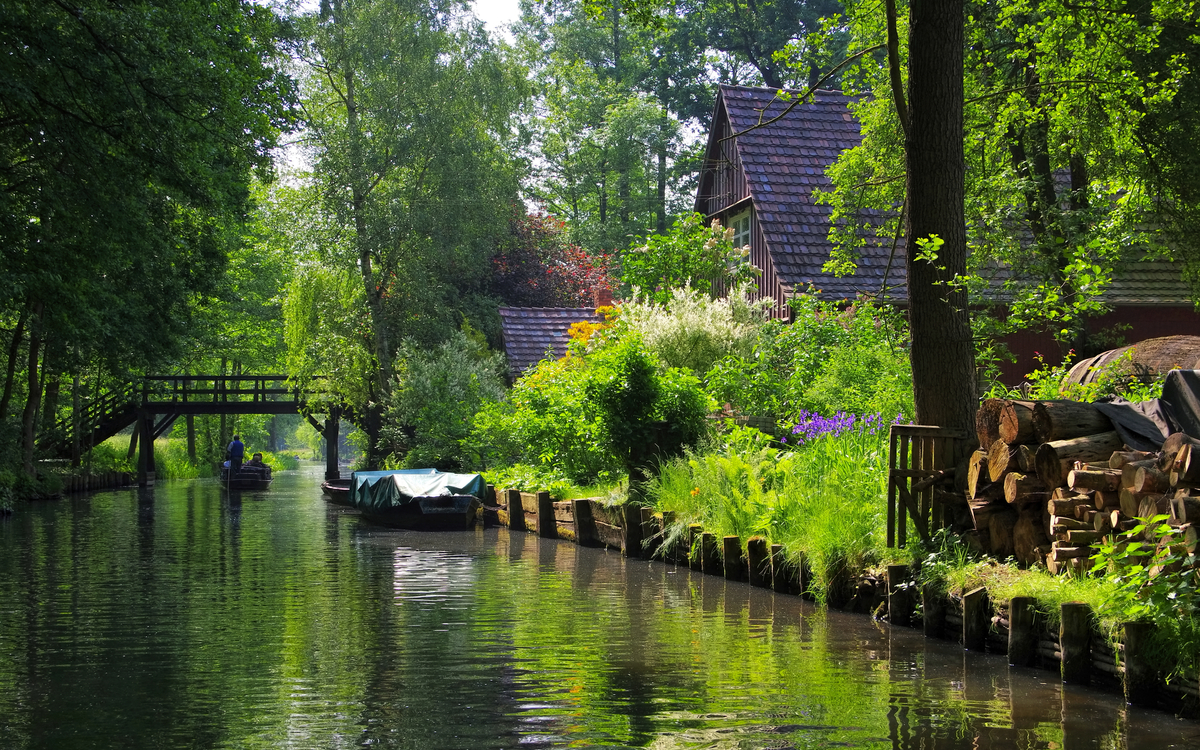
783, 410, 893, 445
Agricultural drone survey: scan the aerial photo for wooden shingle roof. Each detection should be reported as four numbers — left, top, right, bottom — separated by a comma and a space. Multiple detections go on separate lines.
498, 307, 602, 376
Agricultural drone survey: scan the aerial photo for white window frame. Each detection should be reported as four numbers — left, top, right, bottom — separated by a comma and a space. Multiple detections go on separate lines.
729, 210, 752, 249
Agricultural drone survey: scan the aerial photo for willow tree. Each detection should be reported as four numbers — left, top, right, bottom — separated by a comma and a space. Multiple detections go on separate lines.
291, 0, 526, 466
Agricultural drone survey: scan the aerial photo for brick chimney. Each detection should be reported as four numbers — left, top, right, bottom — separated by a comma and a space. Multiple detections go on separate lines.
593, 285, 614, 308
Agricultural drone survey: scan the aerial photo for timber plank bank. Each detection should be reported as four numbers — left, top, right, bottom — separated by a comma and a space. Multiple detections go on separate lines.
482, 487, 1199, 718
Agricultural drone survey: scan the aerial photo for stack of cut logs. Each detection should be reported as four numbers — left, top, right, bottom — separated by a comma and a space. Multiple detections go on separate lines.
967, 399, 1200, 574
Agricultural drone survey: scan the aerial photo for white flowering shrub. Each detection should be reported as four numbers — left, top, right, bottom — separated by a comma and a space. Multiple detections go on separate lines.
619, 284, 772, 377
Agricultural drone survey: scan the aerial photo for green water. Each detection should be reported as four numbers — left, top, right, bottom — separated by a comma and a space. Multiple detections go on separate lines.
0, 464, 1196, 749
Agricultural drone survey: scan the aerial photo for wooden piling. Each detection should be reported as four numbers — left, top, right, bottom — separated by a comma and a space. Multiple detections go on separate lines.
573, 499, 595, 545
621, 504, 643, 557
887, 564, 911, 627
506, 489, 525, 531
1123, 620, 1156, 706
688, 524, 704, 570
746, 537, 769, 588
639, 507, 660, 558
921, 583, 946, 638
963, 587, 989, 651
1008, 596, 1038, 667
1060, 601, 1092, 684
701, 532, 721, 575
536, 491, 555, 538
770, 544, 789, 593
722, 536, 743, 580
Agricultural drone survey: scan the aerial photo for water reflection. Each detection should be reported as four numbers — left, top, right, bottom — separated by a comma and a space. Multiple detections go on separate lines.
0, 466, 1197, 749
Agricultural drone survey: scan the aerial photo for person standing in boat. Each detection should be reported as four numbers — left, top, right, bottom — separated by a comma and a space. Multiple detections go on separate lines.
227, 435, 245, 471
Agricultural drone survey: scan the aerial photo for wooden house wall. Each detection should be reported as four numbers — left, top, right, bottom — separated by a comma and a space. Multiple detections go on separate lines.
697, 99, 791, 319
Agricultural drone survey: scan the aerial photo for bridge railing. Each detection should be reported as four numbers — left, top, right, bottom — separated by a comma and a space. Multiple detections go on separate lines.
141, 375, 308, 405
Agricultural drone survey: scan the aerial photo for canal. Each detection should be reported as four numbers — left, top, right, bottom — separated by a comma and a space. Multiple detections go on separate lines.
1, 464, 1197, 749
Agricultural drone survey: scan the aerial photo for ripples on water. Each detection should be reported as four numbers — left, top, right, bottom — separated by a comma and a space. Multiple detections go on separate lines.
1, 464, 1197, 749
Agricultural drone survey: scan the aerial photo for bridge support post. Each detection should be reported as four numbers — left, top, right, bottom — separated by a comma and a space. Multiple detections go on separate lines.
138, 410, 156, 487
325, 407, 340, 480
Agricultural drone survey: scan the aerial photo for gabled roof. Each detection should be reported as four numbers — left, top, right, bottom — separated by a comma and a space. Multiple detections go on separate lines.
498, 307, 603, 376
702, 84, 904, 301
701, 84, 1194, 306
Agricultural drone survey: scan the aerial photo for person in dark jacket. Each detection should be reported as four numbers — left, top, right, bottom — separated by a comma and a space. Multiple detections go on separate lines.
227, 435, 244, 471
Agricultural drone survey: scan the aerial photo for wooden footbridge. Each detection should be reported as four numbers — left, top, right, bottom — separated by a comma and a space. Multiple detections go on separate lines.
46, 375, 344, 485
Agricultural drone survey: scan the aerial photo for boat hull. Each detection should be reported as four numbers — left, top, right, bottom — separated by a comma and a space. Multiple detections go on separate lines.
360, 495, 481, 531
321, 478, 352, 505
220, 467, 272, 491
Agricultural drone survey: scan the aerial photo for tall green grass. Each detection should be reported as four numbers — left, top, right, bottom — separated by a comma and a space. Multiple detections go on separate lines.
649, 425, 890, 602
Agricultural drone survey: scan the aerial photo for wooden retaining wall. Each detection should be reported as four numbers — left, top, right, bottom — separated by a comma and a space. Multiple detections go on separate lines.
62, 471, 135, 494
483, 484, 1199, 717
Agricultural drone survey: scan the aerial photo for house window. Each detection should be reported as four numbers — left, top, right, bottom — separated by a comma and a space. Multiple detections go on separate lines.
729, 210, 752, 249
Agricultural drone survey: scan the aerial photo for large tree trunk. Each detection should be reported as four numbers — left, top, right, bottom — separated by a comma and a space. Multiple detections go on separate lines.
20, 304, 44, 476
905, 0, 975, 441
0, 309, 27, 423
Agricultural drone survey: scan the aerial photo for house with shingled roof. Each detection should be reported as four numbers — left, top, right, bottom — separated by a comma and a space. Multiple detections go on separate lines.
695, 84, 1199, 382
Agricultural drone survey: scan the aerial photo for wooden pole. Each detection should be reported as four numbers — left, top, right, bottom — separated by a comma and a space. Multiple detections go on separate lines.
688, 524, 704, 571
1123, 620, 1157, 707
722, 536, 743, 580
138, 409, 155, 487
962, 587, 989, 651
770, 543, 789, 593
1059, 601, 1092, 684
505, 489, 524, 531
324, 408, 340, 481
572, 499, 593, 543
537, 491, 555, 539
921, 582, 946, 638
701, 532, 721, 575
621, 504, 643, 557
746, 537, 769, 588
638, 508, 659, 558
887, 564, 911, 627
1008, 596, 1038, 667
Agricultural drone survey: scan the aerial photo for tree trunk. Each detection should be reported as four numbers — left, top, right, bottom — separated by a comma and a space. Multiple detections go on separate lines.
905, 0, 975, 442
0, 309, 27, 423
1004, 472, 1047, 505
20, 304, 44, 476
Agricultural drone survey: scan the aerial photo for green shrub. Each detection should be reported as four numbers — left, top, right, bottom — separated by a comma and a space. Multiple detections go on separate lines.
706, 293, 913, 422
470, 354, 617, 484
383, 329, 508, 470
985, 349, 1163, 402
619, 213, 758, 304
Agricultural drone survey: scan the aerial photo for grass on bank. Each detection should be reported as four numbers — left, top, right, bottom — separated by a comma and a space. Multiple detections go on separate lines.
647, 423, 894, 604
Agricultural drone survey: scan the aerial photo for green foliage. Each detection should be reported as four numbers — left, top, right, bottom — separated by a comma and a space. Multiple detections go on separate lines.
381, 330, 508, 470
650, 423, 889, 604
619, 213, 759, 304
1091, 516, 1200, 677
706, 293, 913, 422
482, 463, 580, 501
984, 350, 1164, 402
83, 441, 134, 474
470, 355, 617, 485
469, 327, 711, 484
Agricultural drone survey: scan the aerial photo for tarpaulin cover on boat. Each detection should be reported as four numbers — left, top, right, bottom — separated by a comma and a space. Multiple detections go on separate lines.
349, 469, 486, 511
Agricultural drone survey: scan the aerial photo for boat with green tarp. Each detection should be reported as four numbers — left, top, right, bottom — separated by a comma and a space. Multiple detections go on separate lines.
349, 469, 484, 529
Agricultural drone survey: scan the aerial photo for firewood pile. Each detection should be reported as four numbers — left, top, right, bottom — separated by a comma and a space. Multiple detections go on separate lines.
967, 399, 1200, 574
